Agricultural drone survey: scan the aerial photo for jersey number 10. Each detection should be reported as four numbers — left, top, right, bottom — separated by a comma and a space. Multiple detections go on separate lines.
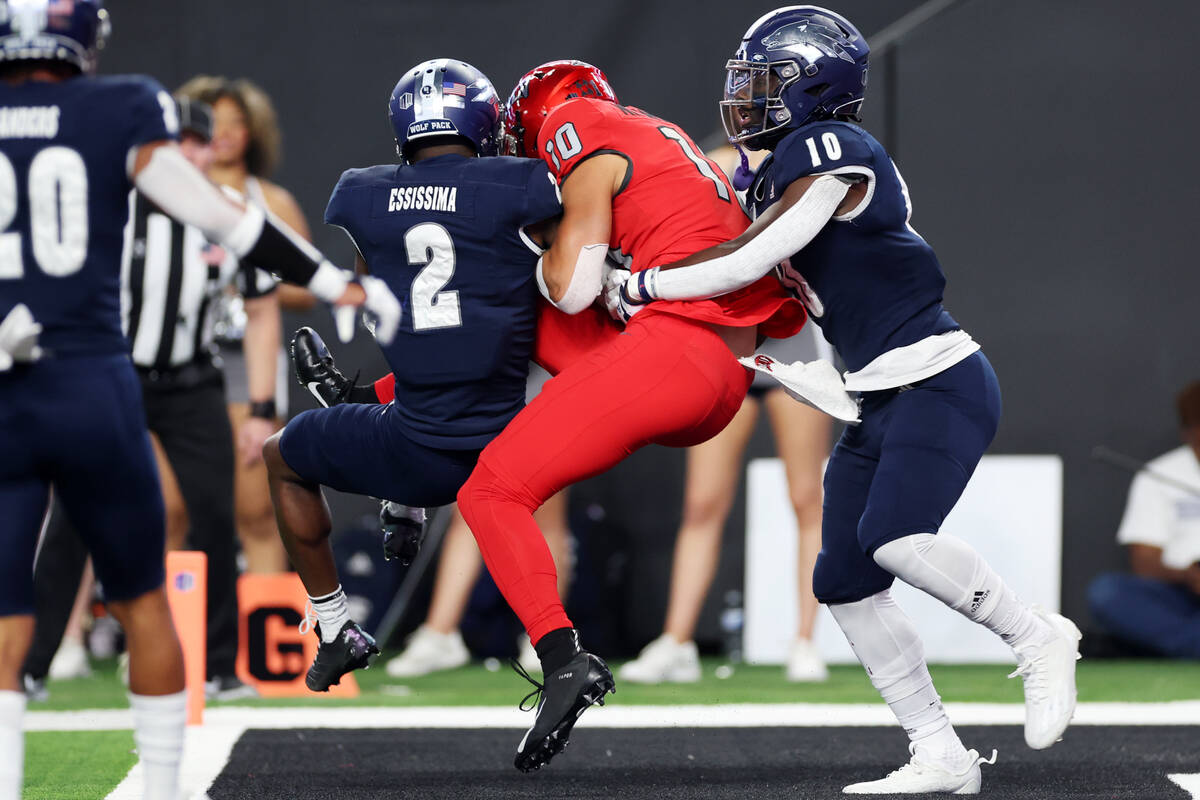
0, 148, 89, 279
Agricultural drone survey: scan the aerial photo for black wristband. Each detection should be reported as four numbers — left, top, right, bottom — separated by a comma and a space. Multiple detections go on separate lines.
248, 399, 277, 420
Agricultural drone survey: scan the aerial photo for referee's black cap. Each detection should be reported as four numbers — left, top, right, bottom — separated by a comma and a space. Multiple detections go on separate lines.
175, 97, 214, 142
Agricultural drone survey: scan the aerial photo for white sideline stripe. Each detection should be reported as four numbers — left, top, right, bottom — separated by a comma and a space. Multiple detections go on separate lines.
1169, 774, 1200, 800
27, 700, 1200, 732
105, 724, 242, 800
72, 702, 1200, 800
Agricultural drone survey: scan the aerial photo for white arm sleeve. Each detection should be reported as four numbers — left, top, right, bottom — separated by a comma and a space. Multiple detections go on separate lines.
644, 174, 850, 301
536, 243, 608, 314
133, 144, 351, 302
132, 145, 259, 249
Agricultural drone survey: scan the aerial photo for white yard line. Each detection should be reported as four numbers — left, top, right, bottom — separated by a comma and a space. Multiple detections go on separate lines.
23, 701, 1200, 800
26, 699, 1200, 733
1169, 774, 1200, 800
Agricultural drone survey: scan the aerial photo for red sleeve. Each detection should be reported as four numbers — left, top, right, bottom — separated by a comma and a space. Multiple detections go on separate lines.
536, 99, 614, 184
374, 374, 396, 404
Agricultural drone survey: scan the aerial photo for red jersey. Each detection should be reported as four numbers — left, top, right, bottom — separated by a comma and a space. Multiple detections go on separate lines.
537, 99, 805, 337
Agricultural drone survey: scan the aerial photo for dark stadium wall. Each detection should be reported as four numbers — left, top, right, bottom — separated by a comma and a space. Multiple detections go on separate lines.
103, 0, 1198, 648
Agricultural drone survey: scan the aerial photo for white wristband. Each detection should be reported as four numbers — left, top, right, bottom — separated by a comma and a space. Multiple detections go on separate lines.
307, 261, 352, 303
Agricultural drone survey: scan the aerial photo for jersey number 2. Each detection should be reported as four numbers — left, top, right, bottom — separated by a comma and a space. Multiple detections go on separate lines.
0, 148, 89, 279
405, 222, 461, 331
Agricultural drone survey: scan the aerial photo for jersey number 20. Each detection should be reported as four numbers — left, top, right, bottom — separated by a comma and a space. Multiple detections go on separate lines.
405, 222, 461, 331
0, 148, 88, 279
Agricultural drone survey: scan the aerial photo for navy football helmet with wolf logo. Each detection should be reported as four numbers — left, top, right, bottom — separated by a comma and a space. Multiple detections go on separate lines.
0, 0, 110, 73
388, 58, 501, 163
722, 5, 869, 149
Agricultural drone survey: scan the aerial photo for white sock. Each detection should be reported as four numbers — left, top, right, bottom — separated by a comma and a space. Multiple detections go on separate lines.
828, 591, 970, 766
309, 586, 350, 643
0, 691, 25, 800
129, 690, 186, 800
873, 533, 1051, 648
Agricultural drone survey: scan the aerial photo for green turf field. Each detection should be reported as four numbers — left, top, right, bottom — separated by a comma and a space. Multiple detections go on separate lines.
28, 654, 1200, 711
24, 730, 135, 800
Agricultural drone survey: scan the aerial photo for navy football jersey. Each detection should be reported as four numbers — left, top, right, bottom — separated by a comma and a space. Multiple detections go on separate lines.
0, 75, 178, 357
749, 120, 959, 373
325, 154, 561, 449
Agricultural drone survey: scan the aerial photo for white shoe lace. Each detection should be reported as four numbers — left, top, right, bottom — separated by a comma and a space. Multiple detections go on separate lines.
1008, 647, 1048, 700
298, 600, 318, 636
894, 743, 998, 779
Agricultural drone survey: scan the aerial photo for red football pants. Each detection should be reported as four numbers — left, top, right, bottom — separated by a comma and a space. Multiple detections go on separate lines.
457, 311, 754, 645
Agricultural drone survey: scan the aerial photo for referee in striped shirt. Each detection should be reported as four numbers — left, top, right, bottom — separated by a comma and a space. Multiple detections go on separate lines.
25, 99, 278, 700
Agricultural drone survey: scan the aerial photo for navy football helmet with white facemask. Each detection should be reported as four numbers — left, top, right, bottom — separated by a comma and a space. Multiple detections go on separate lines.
388, 58, 501, 163
722, 5, 869, 150
0, 0, 110, 73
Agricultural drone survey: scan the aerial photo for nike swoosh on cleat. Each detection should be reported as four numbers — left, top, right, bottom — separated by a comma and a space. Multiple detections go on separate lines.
306, 382, 329, 407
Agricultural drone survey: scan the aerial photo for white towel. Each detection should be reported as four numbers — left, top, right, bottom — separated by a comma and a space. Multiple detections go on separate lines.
739, 353, 861, 423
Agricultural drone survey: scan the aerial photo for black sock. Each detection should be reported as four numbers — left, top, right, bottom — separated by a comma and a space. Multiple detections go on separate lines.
348, 384, 381, 404
534, 628, 581, 674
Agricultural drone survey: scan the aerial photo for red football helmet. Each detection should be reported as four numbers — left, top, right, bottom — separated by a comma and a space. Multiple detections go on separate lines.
503, 60, 618, 157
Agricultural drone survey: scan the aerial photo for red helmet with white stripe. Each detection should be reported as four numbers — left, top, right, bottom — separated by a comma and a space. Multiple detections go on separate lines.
503, 60, 618, 157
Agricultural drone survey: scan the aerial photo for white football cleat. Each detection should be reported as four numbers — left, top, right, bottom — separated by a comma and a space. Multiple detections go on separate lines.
843, 745, 997, 795
384, 625, 469, 678
617, 634, 701, 684
785, 637, 829, 682
1010, 607, 1082, 749
47, 638, 92, 681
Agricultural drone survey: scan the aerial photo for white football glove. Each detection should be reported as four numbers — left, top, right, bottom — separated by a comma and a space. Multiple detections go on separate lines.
333, 274, 402, 346
0, 303, 43, 372
601, 264, 646, 323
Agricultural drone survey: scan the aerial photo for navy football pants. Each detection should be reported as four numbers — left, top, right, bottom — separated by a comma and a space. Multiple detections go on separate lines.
0, 355, 166, 616
279, 401, 482, 508
813, 352, 1002, 604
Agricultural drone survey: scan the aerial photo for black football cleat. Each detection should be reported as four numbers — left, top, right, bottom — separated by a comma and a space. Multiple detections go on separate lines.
305, 620, 379, 692
380, 501, 427, 565
513, 651, 615, 772
291, 326, 354, 408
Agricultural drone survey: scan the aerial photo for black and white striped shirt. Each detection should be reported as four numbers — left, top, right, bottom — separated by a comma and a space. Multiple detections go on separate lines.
120, 191, 277, 370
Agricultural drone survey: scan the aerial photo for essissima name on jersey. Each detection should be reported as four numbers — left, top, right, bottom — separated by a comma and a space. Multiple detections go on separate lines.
388, 185, 458, 212
0, 106, 60, 138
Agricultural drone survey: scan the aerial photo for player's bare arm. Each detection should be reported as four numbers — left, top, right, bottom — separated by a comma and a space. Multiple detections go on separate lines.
239, 290, 281, 465
537, 154, 625, 313
524, 215, 561, 250
623, 173, 864, 303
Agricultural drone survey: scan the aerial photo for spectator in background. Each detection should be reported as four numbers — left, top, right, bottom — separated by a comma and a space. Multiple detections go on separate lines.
619, 144, 833, 684
1088, 381, 1200, 658
177, 76, 315, 574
